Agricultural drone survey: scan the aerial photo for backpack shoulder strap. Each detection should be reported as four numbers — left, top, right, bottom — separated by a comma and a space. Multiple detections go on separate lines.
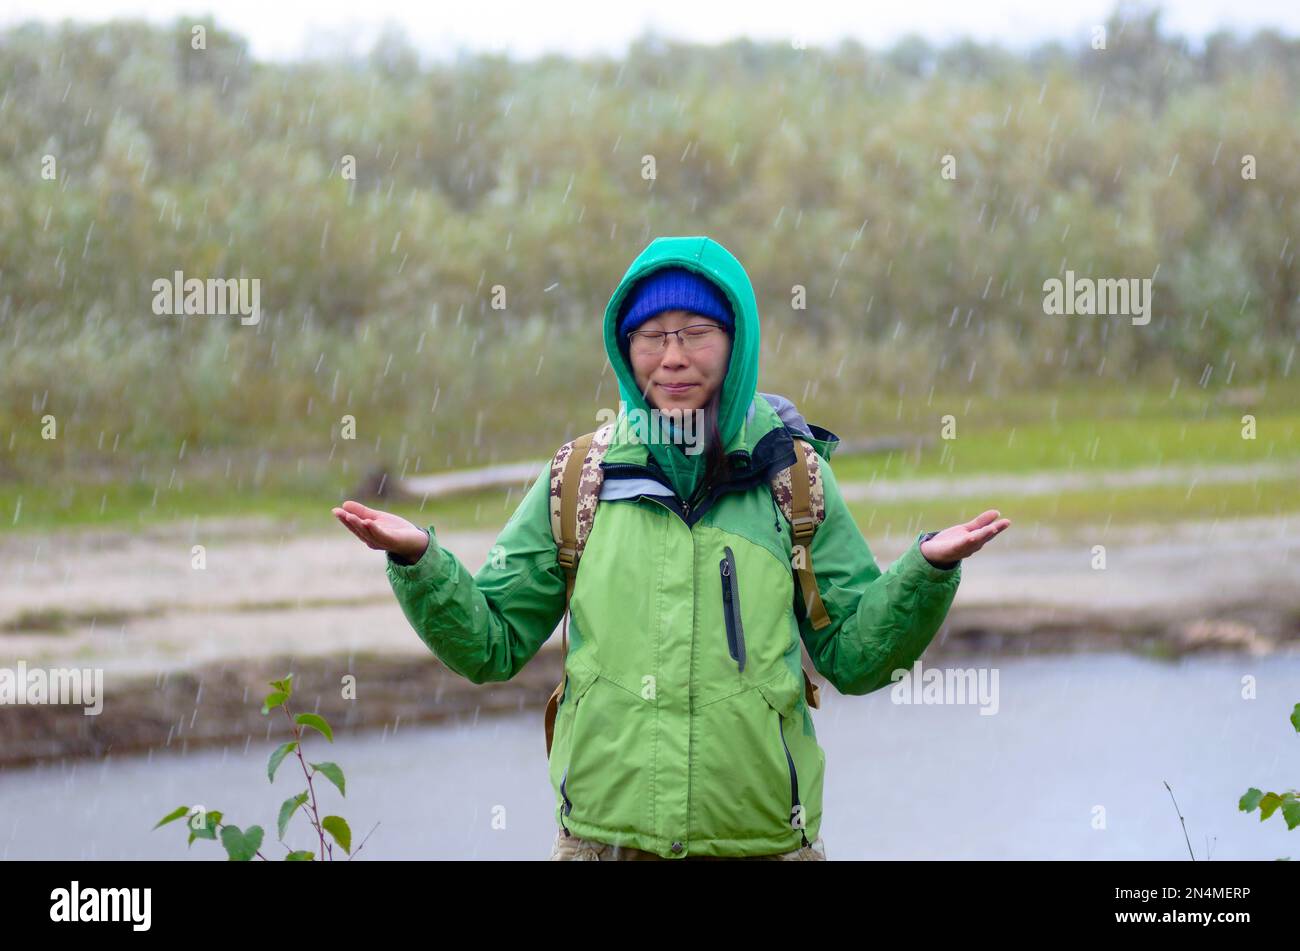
544, 423, 613, 757
771, 437, 831, 711
771, 437, 831, 631
549, 423, 615, 594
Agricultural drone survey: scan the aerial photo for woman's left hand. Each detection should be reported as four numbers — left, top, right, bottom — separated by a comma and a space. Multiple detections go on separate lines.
920, 510, 1011, 563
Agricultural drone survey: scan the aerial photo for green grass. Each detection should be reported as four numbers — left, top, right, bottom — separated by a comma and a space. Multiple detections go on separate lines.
2, 381, 1297, 537
5, 463, 1292, 542
829, 412, 1300, 483
845, 476, 1300, 541
0, 473, 522, 537
813, 375, 1300, 481
0, 605, 143, 634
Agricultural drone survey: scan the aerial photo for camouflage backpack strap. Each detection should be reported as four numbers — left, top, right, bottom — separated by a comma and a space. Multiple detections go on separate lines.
548, 421, 616, 594
770, 437, 830, 710
543, 422, 614, 758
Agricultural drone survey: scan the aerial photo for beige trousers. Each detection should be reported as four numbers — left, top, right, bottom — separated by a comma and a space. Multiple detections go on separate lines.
548, 828, 827, 861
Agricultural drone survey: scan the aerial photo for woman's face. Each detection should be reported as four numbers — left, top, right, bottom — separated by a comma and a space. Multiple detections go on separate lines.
628, 309, 731, 414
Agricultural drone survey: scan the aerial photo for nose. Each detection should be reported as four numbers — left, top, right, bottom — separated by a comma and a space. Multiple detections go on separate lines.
660, 334, 690, 362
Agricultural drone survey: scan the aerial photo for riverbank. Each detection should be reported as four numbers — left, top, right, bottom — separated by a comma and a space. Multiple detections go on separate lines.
1, 511, 1297, 767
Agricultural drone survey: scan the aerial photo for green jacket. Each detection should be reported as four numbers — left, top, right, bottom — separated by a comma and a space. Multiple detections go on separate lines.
386, 236, 962, 857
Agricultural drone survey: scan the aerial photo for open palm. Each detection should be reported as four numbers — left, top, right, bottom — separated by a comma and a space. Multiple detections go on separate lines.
332, 500, 429, 561
920, 509, 1010, 564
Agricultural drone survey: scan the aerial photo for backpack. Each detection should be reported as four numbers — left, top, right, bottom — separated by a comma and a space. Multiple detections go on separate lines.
543, 422, 832, 756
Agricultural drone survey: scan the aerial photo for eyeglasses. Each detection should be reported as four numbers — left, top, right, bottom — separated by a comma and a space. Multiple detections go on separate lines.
627, 324, 727, 356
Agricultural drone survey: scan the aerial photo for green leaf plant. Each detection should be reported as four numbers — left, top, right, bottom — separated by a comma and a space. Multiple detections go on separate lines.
154, 672, 377, 860
1238, 701, 1300, 861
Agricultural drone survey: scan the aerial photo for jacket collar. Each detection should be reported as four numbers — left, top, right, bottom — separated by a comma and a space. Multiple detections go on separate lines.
603, 392, 783, 465
599, 395, 798, 526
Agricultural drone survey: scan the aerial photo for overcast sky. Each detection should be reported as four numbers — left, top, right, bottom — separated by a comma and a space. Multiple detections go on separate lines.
2, 0, 1297, 62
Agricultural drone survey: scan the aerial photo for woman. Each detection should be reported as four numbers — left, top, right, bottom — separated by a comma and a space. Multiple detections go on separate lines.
333, 235, 1010, 860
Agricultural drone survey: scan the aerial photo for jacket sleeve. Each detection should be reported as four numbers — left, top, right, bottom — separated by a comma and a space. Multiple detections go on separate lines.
384, 458, 567, 684
797, 456, 962, 696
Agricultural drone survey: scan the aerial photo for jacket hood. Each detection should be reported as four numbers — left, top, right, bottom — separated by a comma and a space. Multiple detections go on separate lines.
602, 235, 762, 502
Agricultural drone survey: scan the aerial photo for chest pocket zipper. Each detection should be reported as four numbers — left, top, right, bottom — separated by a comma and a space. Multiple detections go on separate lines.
719, 546, 747, 672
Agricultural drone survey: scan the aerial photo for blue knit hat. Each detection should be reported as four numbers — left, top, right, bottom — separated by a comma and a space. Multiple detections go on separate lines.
618, 266, 734, 340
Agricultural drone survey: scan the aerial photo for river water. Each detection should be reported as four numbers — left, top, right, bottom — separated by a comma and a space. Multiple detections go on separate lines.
3, 652, 1297, 860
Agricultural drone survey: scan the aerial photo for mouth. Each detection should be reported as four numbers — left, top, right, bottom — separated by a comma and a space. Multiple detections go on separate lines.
656, 383, 698, 394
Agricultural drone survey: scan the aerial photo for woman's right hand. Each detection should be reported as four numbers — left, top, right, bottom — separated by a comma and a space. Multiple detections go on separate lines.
332, 500, 429, 562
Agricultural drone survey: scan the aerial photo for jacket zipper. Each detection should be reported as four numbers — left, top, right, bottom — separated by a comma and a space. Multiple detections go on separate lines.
558, 688, 584, 837
719, 546, 746, 671
608, 458, 811, 847
602, 464, 692, 524
601, 446, 776, 528
778, 712, 811, 847
559, 765, 572, 836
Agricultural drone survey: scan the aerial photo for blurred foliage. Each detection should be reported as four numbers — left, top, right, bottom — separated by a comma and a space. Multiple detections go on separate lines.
0, 4, 1297, 485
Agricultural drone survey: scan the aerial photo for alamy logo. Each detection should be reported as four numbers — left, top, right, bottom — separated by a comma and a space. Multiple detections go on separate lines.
1042, 269, 1151, 326
50, 881, 151, 931
889, 660, 1000, 715
152, 270, 261, 325
0, 662, 103, 715
595, 400, 704, 455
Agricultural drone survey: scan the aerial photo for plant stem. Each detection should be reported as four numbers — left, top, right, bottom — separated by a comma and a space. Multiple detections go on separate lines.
349, 821, 381, 861
1163, 781, 1196, 861
281, 702, 328, 860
